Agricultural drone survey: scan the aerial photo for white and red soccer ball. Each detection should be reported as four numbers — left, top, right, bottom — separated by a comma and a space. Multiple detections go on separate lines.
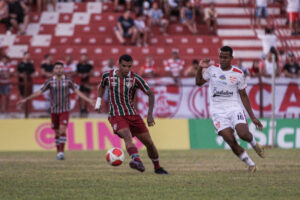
106, 148, 125, 166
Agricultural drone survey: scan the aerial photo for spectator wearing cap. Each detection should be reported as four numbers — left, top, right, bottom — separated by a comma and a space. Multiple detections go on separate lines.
114, 10, 138, 46
184, 59, 199, 77
148, 2, 169, 36
283, 52, 300, 78
139, 55, 159, 78
0, 55, 14, 113
164, 50, 184, 84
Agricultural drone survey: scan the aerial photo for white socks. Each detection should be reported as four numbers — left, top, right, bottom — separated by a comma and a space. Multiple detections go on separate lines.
239, 151, 255, 166
250, 136, 257, 148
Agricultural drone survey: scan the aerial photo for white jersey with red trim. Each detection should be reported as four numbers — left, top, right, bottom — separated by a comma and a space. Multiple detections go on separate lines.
203, 64, 247, 114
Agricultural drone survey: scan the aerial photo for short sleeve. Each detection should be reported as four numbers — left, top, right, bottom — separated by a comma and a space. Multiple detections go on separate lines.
68, 79, 76, 91
237, 74, 247, 90
40, 79, 51, 92
202, 67, 211, 81
100, 72, 109, 88
134, 74, 150, 93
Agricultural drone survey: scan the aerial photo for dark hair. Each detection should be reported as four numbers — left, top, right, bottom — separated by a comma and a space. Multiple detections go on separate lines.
54, 62, 64, 67
44, 54, 51, 59
220, 46, 233, 56
269, 46, 278, 62
119, 54, 133, 63
192, 59, 199, 65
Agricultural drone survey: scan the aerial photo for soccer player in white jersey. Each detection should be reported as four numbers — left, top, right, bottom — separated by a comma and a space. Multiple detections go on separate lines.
195, 46, 265, 174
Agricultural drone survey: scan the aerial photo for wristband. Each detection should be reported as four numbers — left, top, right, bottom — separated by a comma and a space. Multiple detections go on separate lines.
95, 97, 101, 109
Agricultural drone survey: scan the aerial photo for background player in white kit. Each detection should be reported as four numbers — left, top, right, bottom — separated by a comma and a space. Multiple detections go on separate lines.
195, 46, 265, 174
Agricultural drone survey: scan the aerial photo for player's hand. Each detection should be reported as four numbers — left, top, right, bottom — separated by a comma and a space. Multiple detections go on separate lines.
147, 114, 155, 127
17, 99, 26, 106
252, 118, 263, 131
199, 58, 211, 68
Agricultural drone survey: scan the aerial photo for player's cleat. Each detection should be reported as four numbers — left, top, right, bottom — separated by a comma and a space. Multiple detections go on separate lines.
248, 165, 257, 175
56, 153, 65, 160
253, 143, 265, 158
129, 160, 145, 172
154, 167, 169, 175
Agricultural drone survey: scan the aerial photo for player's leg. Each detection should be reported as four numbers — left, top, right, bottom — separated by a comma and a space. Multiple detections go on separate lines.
51, 113, 60, 156
235, 123, 265, 158
56, 112, 69, 160
117, 128, 145, 172
219, 128, 256, 174
135, 132, 168, 174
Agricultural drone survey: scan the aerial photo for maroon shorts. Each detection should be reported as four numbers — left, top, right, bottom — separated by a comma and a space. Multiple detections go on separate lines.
51, 112, 69, 130
108, 115, 149, 137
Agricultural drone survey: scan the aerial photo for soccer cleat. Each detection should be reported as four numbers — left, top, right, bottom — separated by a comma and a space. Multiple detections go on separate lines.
129, 160, 145, 172
154, 167, 169, 175
253, 143, 265, 158
56, 153, 65, 160
248, 165, 257, 175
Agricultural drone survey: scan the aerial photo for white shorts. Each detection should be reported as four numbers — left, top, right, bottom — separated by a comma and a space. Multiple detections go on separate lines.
211, 108, 247, 133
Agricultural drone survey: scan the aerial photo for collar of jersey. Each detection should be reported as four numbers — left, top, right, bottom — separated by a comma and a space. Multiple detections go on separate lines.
53, 75, 66, 80
113, 69, 131, 78
219, 65, 233, 73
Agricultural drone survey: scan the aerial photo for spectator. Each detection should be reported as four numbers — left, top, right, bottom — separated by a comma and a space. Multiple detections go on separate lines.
139, 55, 159, 78
180, 1, 198, 34
37, 0, 56, 12
148, 2, 169, 35
101, 59, 117, 113
204, 2, 218, 34
134, 0, 151, 14
286, 0, 299, 35
0, 55, 14, 113
17, 52, 34, 98
8, 0, 29, 35
63, 54, 77, 77
257, 27, 278, 57
134, 13, 148, 46
249, 60, 261, 77
184, 59, 199, 77
164, 50, 184, 83
283, 52, 300, 78
76, 53, 93, 117
40, 54, 53, 78
254, 0, 268, 29
114, 10, 138, 46
261, 49, 280, 77
164, 0, 180, 20
237, 58, 250, 76
114, 0, 131, 12
0, 0, 11, 34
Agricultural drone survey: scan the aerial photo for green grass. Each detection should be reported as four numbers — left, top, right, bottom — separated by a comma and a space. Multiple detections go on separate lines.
0, 149, 300, 200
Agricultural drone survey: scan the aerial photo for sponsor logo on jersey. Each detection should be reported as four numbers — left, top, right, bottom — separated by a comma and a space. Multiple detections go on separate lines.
229, 76, 237, 84
219, 75, 226, 80
213, 88, 233, 97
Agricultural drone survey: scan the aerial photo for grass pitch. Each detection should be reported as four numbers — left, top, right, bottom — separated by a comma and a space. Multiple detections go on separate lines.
0, 149, 299, 200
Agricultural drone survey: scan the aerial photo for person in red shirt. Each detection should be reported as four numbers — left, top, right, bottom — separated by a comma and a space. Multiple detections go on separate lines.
139, 55, 159, 78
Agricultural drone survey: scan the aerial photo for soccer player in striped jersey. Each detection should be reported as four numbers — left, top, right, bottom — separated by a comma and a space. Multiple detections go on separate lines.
17, 62, 94, 160
95, 54, 168, 174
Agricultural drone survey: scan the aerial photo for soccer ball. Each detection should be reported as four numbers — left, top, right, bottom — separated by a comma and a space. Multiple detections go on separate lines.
106, 148, 125, 166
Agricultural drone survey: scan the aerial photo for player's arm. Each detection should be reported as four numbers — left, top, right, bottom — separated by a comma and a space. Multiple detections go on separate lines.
238, 89, 263, 130
146, 89, 155, 127
195, 58, 210, 86
17, 89, 43, 105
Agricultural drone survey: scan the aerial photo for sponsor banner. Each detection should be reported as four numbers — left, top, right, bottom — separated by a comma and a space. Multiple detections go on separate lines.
138, 77, 300, 118
0, 119, 189, 151
189, 119, 300, 149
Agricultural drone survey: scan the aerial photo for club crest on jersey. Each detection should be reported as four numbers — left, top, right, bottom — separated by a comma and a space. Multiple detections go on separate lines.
229, 76, 237, 83
219, 75, 226, 80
